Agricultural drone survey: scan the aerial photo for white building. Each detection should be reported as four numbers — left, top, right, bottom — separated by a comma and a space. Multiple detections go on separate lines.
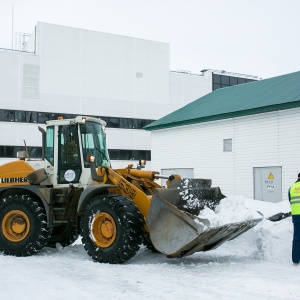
145, 71, 300, 203
0, 22, 258, 168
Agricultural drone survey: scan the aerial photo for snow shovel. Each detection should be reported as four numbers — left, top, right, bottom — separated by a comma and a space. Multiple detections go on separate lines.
146, 184, 263, 258
267, 211, 291, 222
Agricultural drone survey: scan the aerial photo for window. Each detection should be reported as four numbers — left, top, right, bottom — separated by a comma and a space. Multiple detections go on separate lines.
213, 83, 221, 90
238, 78, 246, 84
221, 75, 229, 85
230, 77, 238, 85
38, 112, 50, 123
108, 117, 120, 128
59, 125, 80, 164
45, 126, 54, 165
120, 118, 132, 129
0, 109, 156, 130
213, 74, 221, 84
0, 110, 15, 122
58, 124, 82, 184
212, 74, 257, 91
223, 139, 232, 152
109, 150, 120, 160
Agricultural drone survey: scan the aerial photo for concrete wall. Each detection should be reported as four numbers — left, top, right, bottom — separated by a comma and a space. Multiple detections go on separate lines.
0, 22, 215, 169
169, 71, 212, 111
34, 22, 170, 120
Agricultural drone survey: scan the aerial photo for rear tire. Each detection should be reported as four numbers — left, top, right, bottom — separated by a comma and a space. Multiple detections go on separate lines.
0, 194, 51, 256
81, 194, 144, 264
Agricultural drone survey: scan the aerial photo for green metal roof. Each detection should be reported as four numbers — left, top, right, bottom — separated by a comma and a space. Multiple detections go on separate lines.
144, 71, 300, 131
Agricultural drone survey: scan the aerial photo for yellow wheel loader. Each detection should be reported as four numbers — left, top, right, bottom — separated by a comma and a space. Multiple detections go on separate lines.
0, 116, 262, 263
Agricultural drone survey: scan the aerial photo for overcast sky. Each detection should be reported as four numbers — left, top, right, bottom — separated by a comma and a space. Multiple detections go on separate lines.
0, 0, 299, 79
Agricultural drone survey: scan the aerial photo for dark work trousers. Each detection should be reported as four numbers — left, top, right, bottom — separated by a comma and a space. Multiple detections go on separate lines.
292, 222, 300, 263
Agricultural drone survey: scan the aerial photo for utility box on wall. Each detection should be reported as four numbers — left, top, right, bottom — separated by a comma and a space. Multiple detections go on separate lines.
253, 166, 282, 202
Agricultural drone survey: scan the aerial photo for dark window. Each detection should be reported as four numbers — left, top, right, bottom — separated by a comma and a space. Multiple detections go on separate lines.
109, 150, 120, 160
131, 150, 139, 160
38, 112, 50, 124
139, 150, 151, 161
100, 116, 108, 123
25, 111, 38, 123
120, 118, 133, 129
120, 150, 130, 160
221, 75, 229, 85
213, 74, 221, 84
132, 119, 141, 129
59, 125, 81, 164
213, 83, 221, 90
13, 146, 23, 157
62, 114, 76, 120
107, 117, 120, 128
230, 77, 238, 85
140, 119, 152, 128
15, 111, 26, 122
1, 110, 15, 122
49, 113, 59, 120
0, 109, 156, 130
27, 147, 42, 158
58, 124, 81, 184
238, 78, 246, 84
0, 146, 14, 157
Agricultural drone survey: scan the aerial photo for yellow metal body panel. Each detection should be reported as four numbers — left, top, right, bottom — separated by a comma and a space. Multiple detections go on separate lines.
0, 161, 34, 187
98, 167, 158, 218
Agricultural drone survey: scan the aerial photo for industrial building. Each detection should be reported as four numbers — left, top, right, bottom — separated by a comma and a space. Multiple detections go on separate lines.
0, 22, 258, 168
145, 71, 300, 202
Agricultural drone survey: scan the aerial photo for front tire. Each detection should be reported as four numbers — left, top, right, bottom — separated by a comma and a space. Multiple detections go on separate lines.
0, 194, 51, 256
81, 194, 144, 264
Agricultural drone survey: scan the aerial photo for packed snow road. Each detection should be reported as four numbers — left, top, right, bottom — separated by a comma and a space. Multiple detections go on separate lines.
0, 196, 298, 300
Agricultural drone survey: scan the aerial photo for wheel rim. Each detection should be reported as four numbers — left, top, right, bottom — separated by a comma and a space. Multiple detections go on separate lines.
91, 212, 116, 248
2, 210, 30, 242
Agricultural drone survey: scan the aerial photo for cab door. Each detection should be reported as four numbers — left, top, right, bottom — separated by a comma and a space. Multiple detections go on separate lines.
57, 124, 82, 184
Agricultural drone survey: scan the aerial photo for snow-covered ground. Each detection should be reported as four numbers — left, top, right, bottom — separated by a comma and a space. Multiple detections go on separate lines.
0, 196, 298, 300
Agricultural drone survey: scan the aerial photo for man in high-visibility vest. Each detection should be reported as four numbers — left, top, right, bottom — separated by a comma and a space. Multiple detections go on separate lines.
288, 173, 300, 266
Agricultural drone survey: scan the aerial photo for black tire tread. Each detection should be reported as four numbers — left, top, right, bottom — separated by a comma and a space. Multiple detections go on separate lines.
0, 194, 51, 256
81, 194, 144, 264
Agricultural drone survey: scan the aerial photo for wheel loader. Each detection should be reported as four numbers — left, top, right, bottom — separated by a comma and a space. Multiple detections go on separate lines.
0, 116, 263, 263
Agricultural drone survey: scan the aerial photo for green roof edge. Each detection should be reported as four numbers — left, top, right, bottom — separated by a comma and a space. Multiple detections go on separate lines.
144, 100, 300, 131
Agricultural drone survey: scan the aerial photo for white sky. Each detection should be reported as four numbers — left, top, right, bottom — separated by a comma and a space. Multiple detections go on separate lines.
0, 0, 300, 79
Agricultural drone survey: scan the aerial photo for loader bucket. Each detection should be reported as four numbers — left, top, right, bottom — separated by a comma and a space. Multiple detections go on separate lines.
165, 178, 226, 215
146, 187, 263, 258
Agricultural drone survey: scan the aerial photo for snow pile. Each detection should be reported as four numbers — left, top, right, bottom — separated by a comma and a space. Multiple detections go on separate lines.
198, 195, 263, 226
199, 196, 293, 262
252, 217, 293, 262
179, 179, 201, 210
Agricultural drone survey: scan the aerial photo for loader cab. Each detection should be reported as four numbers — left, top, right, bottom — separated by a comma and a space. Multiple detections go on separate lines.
44, 116, 110, 187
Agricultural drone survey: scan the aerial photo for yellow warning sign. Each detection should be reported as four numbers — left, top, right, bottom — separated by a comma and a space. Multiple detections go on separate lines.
268, 172, 274, 179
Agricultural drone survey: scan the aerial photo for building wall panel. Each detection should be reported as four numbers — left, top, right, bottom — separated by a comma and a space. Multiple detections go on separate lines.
151, 107, 300, 202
